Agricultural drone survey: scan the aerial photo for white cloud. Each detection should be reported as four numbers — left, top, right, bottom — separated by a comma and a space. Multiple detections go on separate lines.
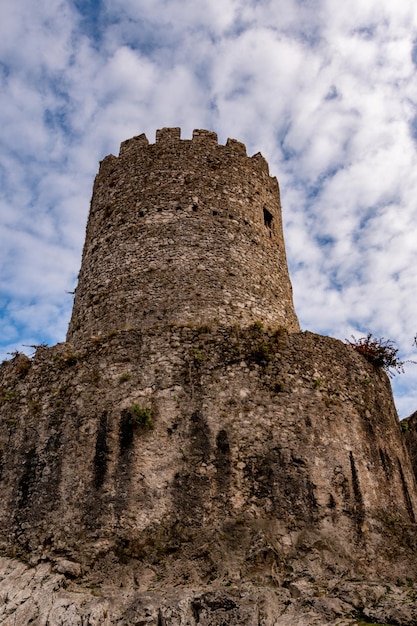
105, 0, 242, 37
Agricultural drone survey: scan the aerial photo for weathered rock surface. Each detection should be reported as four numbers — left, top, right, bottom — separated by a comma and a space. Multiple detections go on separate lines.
1, 554, 417, 625
1, 326, 417, 624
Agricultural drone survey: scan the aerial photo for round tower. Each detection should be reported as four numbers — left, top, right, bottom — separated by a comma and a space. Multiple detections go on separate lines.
67, 128, 299, 345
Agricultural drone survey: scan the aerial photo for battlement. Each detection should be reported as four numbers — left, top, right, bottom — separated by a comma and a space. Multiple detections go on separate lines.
118, 127, 269, 173
67, 128, 298, 345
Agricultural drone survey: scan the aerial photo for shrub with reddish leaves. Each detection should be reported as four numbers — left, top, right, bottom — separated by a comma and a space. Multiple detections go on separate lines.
346, 333, 411, 377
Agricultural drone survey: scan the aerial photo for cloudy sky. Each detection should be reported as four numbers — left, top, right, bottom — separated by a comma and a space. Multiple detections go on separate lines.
1, 0, 417, 417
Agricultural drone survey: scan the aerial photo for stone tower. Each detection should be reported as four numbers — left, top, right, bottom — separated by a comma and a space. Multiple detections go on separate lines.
2, 128, 417, 625
67, 128, 299, 345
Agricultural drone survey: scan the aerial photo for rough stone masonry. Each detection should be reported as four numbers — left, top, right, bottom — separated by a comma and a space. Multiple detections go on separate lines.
1, 129, 417, 625
67, 128, 300, 345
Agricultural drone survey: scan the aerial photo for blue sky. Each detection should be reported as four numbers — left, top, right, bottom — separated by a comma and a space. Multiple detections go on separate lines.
1, 0, 417, 417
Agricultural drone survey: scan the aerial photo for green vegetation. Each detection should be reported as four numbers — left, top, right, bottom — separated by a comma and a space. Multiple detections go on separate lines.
250, 342, 272, 364
251, 320, 264, 332
0, 389, 17, 405
246, 323, 288, 366
128, 405, 155, 429
119, 372, 131, 383
194, 349, 204, 362
312, 378, 324, 389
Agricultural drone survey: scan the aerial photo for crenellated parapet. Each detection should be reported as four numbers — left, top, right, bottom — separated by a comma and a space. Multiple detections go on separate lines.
67, 128, 299, 345
118, 127, 269, 172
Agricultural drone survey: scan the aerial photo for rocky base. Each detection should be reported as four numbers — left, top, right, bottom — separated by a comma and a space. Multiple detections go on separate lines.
1, 555, 417, 626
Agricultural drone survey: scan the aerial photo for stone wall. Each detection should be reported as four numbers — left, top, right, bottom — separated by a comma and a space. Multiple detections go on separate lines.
403, 410, 417, 483
67, 129, 299, 346
1, 327, 416, 585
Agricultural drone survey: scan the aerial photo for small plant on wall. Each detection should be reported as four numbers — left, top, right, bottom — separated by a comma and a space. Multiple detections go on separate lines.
346, 333, 414, 377
128, 404, 155, 429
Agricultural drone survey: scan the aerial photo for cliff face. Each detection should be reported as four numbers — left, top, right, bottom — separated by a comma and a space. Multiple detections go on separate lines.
1, 129, 417, 625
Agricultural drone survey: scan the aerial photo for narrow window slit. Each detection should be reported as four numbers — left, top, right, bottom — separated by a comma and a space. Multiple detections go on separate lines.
263, 208, 273, 229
